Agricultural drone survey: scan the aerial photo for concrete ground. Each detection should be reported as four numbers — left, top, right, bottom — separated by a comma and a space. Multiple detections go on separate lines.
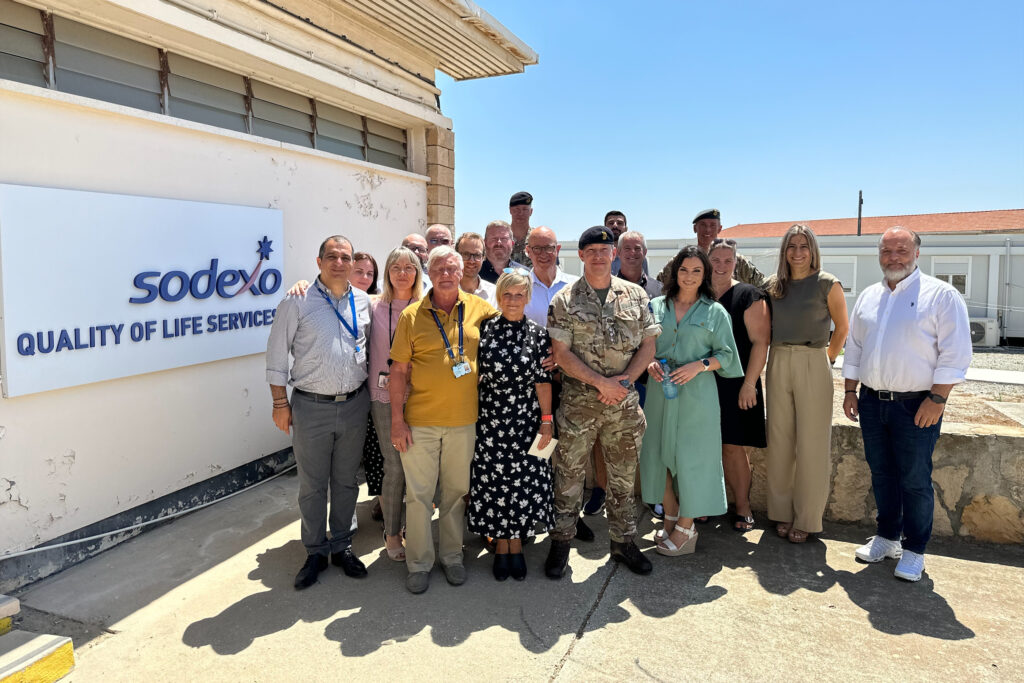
12, 473, 1024, 683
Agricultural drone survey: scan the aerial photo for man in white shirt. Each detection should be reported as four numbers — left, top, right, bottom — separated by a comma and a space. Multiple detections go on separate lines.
455, 231, 496, 305
523, 226, 577, 326
842, 226, 971, 582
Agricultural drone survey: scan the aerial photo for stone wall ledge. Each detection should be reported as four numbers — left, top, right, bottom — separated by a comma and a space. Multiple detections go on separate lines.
746, 421, 1024, 545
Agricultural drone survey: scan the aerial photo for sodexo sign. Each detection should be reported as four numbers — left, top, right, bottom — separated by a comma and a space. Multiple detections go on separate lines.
0, 184, 284, 397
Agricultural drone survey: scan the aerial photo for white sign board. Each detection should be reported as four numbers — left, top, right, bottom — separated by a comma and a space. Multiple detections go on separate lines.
0, 184, 284, 397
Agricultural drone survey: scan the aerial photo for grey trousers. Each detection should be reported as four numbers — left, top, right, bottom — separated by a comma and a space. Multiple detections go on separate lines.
371, 400, 406, 537
291, 387, 369, 556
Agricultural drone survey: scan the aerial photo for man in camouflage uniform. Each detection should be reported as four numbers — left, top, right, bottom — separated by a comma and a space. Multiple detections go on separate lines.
509, 191, 533, 268
545, 226, 661, 578
692, 208, 766, 287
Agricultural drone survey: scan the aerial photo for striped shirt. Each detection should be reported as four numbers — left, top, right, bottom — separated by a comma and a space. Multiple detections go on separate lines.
266, 278, 372, 394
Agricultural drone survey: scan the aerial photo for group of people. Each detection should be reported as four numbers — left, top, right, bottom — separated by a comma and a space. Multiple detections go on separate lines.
266, 192, 972, 594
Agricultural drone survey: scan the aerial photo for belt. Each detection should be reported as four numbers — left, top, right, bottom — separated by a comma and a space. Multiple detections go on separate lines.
863, 385, 929, 402
294, 386, 362, 403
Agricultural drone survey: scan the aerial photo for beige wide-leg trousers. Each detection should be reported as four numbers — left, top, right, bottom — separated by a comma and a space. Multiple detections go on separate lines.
765, 344, 834, 533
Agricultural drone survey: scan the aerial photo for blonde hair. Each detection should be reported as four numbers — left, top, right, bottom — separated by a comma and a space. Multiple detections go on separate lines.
495, 271, 532, 312
767, 224, 821, 299
381, 247, 423, 302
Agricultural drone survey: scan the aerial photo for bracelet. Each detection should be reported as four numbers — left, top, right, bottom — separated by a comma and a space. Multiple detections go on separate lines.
844, 390, 857, 395
541, 414, 553, 421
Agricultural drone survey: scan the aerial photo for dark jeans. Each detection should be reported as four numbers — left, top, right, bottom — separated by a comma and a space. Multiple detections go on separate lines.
858, 388, 942, 554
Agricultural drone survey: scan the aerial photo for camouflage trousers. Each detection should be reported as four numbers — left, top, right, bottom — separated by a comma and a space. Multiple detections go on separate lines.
552, 388, 646, 543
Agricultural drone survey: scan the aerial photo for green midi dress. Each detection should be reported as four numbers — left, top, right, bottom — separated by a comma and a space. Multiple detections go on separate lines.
639, 295, 743, 517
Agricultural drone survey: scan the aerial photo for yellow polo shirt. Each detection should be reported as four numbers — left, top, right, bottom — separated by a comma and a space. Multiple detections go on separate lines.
390, 289, 498, 427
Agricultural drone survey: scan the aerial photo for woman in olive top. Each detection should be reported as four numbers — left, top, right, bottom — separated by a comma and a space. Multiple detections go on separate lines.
764, 225, 848, 543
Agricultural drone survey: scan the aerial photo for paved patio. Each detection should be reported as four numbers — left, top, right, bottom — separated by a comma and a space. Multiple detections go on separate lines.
12, 472, 1024, 682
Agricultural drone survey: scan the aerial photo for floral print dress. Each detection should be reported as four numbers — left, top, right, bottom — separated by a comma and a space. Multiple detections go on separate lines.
467, 316, 554, 539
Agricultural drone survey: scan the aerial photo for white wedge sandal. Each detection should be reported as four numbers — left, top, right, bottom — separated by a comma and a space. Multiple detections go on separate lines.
653, 514, 679, 543
656, 522, 698, 556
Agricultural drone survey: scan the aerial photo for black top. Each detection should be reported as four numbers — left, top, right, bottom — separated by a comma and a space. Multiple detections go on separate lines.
714, 282, 768, 448
479, 258, 526, 284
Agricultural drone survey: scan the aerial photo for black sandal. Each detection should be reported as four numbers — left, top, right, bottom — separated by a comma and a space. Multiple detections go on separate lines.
732, 514, 755, 532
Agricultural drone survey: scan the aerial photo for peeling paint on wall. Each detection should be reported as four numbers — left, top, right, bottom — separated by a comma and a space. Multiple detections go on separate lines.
1, 478, 29, 510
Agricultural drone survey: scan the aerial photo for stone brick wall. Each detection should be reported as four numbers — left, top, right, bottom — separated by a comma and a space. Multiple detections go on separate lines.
745, 423, 1024, 544
426, 126, 454, 228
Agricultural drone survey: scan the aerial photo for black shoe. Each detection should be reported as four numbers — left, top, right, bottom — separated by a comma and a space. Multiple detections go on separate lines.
582, 487, 606, 515
575, 517, 595, 542
331, 548, 368, 578
294, 553, 328, 589
545, 540, 571, 579
509, 552, 527, 581
610, 540, 652, 575
493, 553, 511, 581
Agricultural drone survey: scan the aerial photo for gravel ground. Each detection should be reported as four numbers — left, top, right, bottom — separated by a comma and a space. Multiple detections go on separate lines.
970, 347, 1024, 372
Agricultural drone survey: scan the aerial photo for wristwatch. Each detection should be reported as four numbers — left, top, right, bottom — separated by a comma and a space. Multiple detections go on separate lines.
927, 392, 947, 404
701, 359, 711, 371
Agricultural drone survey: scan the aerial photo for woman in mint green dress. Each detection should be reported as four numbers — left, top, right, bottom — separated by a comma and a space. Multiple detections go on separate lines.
642, 246, 743, 556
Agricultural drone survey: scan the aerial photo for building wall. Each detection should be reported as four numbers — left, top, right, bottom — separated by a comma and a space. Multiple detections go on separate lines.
0, 81, 428, 553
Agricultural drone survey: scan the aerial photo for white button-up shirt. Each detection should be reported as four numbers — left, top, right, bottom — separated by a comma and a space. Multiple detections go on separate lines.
525, 267, 578, 327
463, 276, 496, 306
843, 268, 972, 392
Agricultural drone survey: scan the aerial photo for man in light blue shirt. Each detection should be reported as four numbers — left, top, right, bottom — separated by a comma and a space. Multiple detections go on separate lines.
267, 235, 372, 590
523, 226, 577, 326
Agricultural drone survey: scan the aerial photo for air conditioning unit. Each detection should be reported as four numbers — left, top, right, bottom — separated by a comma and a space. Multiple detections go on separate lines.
969, 318, 999, 347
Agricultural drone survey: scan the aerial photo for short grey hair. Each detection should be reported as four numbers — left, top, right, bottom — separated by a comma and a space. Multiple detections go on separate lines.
879, 225, 922, 248
318, 234, 352, 258
427, 245, 463, 272
617, 230, 648, 251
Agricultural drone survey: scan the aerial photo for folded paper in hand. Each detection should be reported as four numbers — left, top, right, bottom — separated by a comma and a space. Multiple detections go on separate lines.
528, 434, 557, 460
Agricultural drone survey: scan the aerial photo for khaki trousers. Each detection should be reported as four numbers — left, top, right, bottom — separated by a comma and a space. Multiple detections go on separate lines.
765, 344, 833, 533
400, 424, 475, 573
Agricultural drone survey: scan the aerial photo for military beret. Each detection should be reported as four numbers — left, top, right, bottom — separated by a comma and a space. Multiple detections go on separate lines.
693, 208, 721, 223
509, 191, 533, 207
578, 225, 616, 249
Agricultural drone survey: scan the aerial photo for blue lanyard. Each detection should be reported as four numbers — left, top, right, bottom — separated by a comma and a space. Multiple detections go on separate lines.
318, 285, 360, 352
430, 302, 464, 361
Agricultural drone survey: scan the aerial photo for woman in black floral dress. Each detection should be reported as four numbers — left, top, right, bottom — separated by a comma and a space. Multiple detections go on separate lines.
468, 271, 554, 581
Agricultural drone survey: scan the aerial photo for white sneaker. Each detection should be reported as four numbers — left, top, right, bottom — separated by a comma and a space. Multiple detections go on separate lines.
894, 550, 925, 582
854, 536, 903, 563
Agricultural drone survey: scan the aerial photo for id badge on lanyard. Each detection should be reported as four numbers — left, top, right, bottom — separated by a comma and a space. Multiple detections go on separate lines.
318, 286, 364, 364
431, 303, 471, 379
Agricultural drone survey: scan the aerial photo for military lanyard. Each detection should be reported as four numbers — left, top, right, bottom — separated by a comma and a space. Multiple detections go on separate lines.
318, 285, 360, 352
430, 302, 464, 362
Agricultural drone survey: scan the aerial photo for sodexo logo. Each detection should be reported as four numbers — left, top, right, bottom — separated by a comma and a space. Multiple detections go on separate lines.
130, 236, 281, 304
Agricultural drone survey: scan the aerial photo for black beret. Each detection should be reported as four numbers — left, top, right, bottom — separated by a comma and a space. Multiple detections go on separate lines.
578, 225, 616, 249
509, 191, 533, 207
693, 208, 721, 223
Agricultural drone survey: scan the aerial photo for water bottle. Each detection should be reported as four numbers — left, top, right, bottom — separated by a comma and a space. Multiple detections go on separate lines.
660, 359, 678, 399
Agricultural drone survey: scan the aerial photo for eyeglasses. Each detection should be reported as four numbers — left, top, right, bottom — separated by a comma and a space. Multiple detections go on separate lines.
711, 238, 737, 247
388, 264, 418, 275
459, 252, 484, 261
428, 238, 451, 246
431, 266, 461, 275
528, 245, 557, 254
406, 245, 427, 254
502, 267, 530, 276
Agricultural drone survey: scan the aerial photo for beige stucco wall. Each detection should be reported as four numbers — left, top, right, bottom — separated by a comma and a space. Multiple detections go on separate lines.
0, 82, 428, 553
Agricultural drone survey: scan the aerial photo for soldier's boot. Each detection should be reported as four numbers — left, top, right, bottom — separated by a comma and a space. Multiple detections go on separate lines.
545, 540, 571, 579
610, 539, 652, 575
575, 516, 595, 542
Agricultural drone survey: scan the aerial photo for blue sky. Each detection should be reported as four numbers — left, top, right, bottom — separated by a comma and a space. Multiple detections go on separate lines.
438, 1, 1024, 240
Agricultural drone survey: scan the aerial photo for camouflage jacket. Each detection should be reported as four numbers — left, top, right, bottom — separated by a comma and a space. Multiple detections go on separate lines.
511, 237, 532, 269
736, 252, 767, 288
547, 276, 661, 393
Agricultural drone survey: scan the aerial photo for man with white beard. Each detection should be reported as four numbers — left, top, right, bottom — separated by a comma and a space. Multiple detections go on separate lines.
842, 226, 971, 582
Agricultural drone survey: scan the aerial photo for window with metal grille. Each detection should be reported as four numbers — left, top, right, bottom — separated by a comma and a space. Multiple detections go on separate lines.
0, 0, 46, 87
0, 0, 408, 170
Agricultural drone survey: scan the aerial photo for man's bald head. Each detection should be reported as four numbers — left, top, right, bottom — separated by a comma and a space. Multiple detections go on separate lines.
402, 233, 429, 266
425, 224, 453, 252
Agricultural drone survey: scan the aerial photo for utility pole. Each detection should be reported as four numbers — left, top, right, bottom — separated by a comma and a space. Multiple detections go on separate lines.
857, 190, 863, 236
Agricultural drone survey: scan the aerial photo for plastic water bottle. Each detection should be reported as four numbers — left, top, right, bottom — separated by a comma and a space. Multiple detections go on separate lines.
660, 359, 678, 399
